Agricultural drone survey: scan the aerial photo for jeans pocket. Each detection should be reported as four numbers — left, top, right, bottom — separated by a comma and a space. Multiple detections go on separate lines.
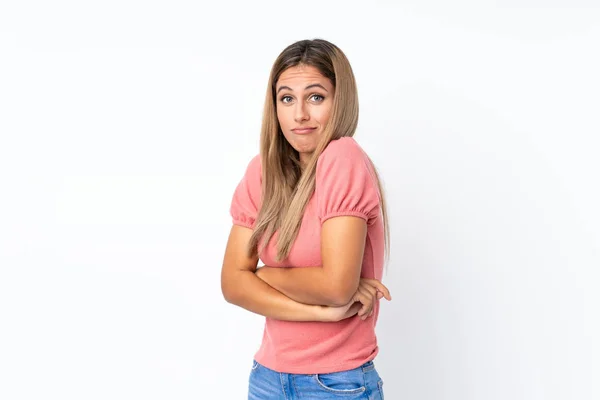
313, 371, 366, 395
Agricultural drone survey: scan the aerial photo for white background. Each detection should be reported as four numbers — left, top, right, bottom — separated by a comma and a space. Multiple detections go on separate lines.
1, 1, 598, 399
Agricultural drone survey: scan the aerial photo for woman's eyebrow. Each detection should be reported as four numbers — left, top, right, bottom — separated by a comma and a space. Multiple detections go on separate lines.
276, 83, 329, 94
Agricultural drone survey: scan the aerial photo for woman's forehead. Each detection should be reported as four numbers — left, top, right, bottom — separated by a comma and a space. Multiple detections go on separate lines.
277, 65, 331, 90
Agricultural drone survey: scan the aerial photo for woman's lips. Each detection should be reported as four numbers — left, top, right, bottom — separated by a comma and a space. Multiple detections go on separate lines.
292, 127, 317, 134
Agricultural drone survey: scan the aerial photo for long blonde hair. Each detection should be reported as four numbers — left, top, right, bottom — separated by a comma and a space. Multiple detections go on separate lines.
248, 39, 390, 264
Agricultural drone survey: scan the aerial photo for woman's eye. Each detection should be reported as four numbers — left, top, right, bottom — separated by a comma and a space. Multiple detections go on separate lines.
280, 94, 323, 104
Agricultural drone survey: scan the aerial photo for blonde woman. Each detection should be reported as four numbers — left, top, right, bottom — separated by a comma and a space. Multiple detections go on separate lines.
221, 38, 392, 399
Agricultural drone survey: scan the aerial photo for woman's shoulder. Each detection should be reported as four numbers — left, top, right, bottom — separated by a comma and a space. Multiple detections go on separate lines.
315, 136, 381, 221
318, 136, 371, 165
316, 136, 378, 187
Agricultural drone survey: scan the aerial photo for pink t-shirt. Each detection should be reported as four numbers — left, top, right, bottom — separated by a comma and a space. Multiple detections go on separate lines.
229, 136, 385, 374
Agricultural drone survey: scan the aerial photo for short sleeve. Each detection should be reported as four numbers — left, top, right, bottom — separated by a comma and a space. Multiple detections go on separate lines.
230, 154, 262, 229
316, 137, 381, 224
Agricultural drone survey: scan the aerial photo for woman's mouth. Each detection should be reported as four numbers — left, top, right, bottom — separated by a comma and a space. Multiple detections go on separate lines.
292, 127, 317, 135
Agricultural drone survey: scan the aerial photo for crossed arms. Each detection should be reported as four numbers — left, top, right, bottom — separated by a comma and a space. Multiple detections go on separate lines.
220, 216, 390, 322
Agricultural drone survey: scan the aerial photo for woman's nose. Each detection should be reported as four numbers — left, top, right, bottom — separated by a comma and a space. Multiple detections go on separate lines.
294, 103, 309, 122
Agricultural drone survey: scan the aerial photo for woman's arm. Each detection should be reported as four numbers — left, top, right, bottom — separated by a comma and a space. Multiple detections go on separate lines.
255, 216, 373, 306
221, 224, 335, 321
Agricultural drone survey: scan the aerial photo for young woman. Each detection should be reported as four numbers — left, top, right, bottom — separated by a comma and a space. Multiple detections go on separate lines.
221, 38, 391, 399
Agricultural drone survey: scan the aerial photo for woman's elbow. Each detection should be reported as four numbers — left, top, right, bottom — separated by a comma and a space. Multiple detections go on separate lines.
327, 286, 356, 306
221, 285, 234, 304
221, 277, 241, 305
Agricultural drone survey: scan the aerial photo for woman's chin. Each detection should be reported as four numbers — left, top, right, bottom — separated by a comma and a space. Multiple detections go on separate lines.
290, 137, 319, 151
294, 144, 317, 156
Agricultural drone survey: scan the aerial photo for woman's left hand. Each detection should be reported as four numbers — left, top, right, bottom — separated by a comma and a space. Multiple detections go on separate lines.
353, 278, 392, 320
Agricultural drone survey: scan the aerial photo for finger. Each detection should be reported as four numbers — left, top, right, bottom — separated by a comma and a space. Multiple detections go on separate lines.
343, 302, 362, 320
370, 279, 392, 300
349, 302, 362, 317
360, 278, 384, 292
363, 279, 392, 300
358, 283, 379, 312
359, 283, 379, 310
360, 284, 377, 306
354, 291, 369, 318
359, 281, 378, 298
358, 285, 374, 304
357, 287, 374, 319
354, 292, 370, 317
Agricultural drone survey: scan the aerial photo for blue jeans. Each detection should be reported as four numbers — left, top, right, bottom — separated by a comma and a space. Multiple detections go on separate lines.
248, 359, 384, 399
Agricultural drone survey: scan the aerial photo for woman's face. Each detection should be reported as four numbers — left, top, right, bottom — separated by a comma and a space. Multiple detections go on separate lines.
275, 64, 334, 167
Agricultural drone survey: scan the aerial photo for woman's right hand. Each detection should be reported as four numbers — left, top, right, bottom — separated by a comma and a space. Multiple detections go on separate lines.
321, 301, 363, 322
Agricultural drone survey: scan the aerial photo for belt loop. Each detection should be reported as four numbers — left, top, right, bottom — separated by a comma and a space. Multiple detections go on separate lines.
362, 360, 375, 372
